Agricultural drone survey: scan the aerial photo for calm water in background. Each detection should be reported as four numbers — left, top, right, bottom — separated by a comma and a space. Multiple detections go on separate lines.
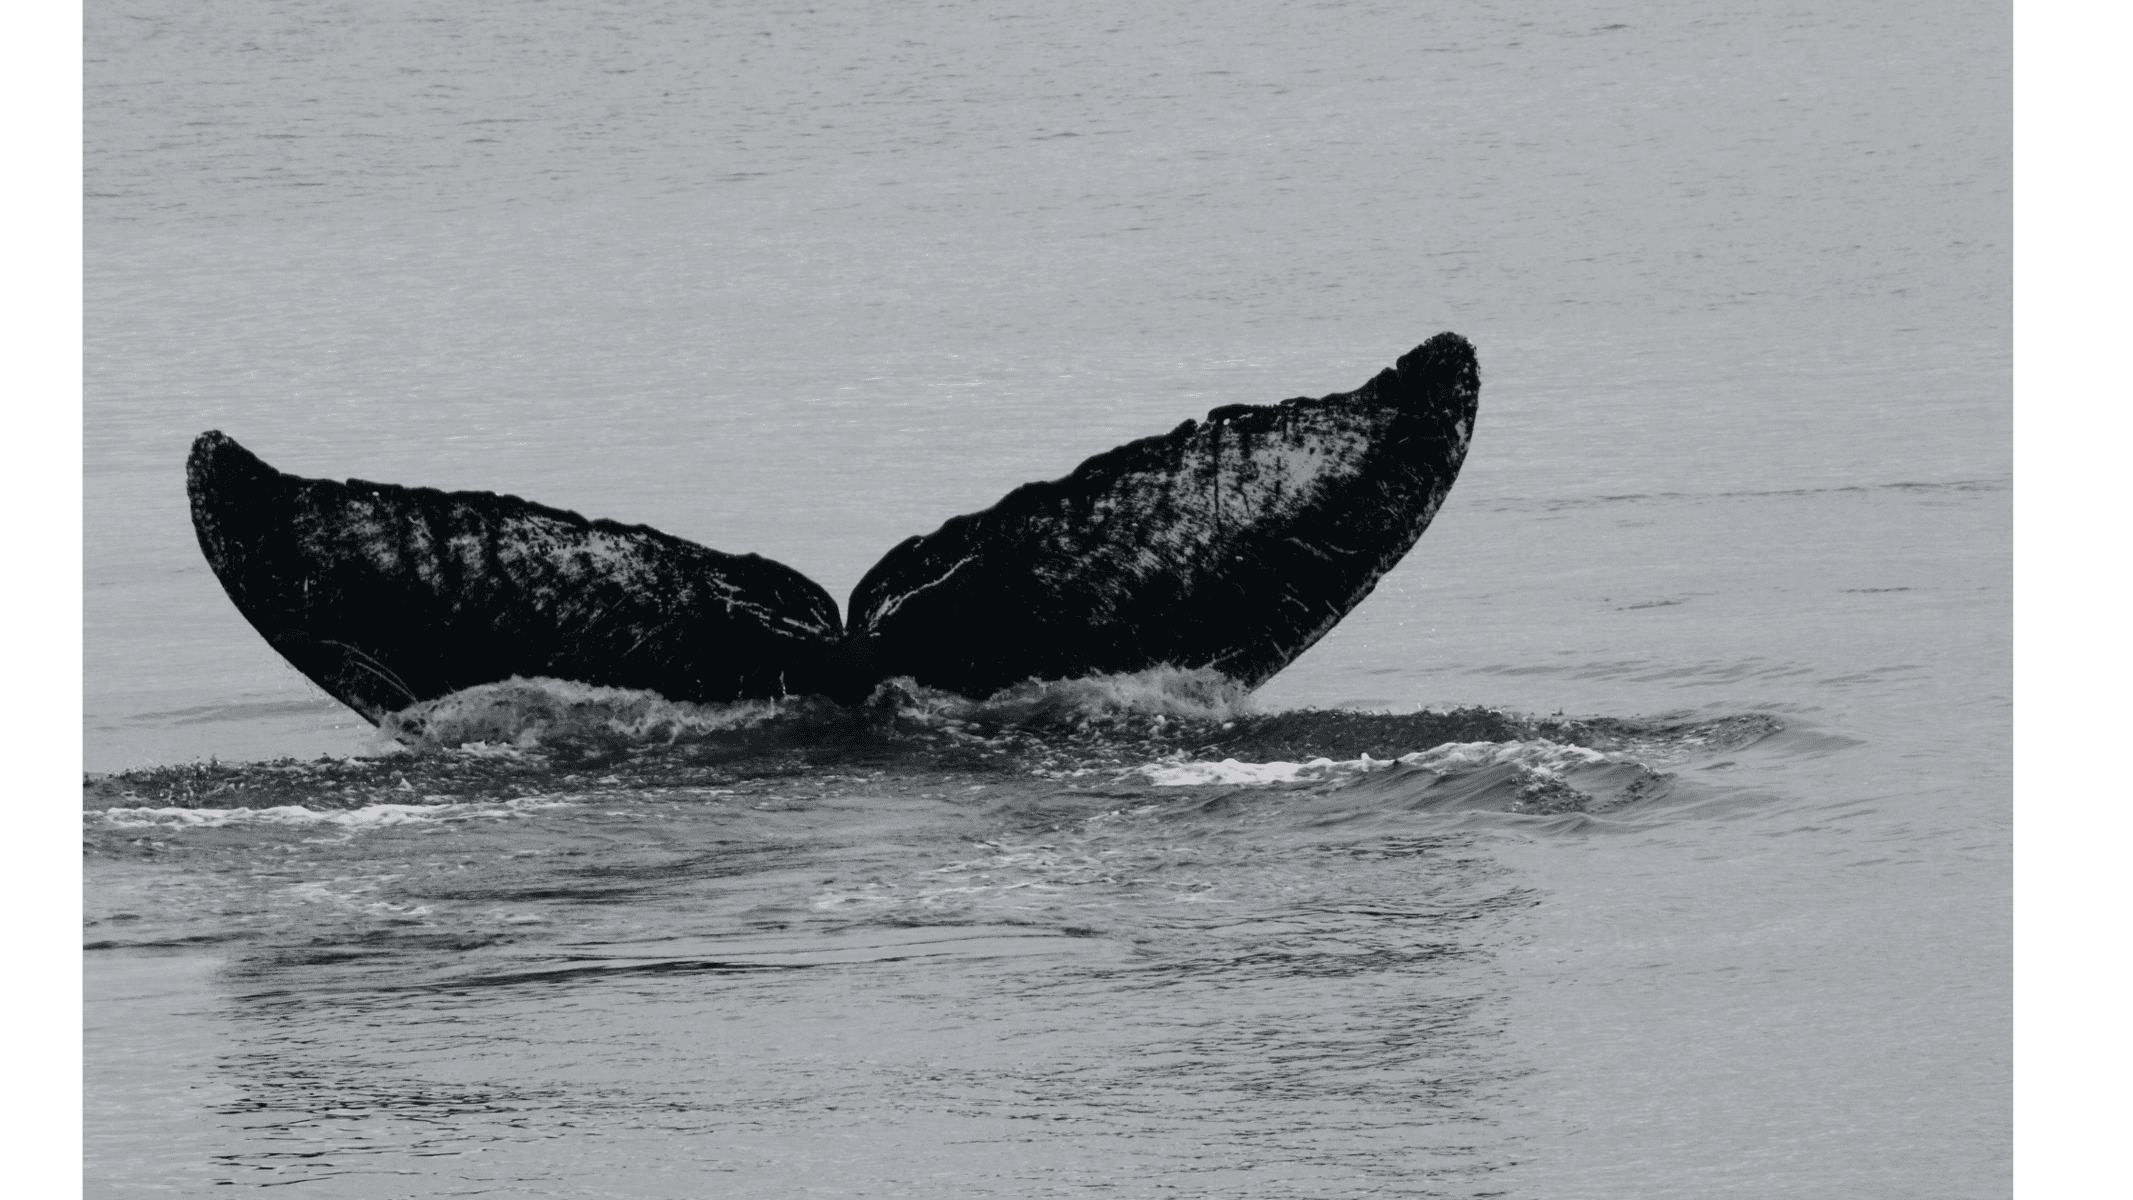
85, 0, 2009, 1195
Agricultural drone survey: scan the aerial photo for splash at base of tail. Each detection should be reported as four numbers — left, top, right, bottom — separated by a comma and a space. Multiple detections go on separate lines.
186, 333, 1480, 722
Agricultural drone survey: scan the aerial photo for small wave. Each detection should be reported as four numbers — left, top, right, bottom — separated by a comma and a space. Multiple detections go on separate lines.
95, 674, 1771, 822
1137, 738, 1668, 818
1141, 739, 1610, 786
1142, 756, 1371, 786
91, 796, 573, 830
943, 666, 1255, 726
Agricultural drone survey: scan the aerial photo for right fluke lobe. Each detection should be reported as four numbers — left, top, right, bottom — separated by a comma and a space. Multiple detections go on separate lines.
841, 332, 1480, 699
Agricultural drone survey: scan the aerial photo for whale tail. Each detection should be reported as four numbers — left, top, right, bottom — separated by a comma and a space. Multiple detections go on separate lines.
186, 333, 1479, 719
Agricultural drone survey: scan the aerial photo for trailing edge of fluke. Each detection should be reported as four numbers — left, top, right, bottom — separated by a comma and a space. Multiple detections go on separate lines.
186, 332, 1480, 721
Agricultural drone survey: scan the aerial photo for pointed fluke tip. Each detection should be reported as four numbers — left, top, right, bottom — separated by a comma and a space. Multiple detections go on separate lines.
1392, 331, 1479, 397
188, 430, 227, 487
189, 429, 238, 469
186, 430, 275, 499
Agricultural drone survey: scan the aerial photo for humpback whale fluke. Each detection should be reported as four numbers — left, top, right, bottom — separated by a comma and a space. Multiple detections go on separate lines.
187, 333, 1479, 719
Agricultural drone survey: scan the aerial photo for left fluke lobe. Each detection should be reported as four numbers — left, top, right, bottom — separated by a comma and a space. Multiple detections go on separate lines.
185, 431, 845, 721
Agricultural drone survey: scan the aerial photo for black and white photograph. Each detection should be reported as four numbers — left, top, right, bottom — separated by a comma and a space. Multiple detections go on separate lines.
76, 0, 2018, 1194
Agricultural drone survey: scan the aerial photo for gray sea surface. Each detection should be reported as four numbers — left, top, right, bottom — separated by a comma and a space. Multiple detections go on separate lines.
85, 0, 2008, 1195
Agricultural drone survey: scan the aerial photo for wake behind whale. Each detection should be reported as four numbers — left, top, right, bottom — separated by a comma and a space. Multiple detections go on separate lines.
185, 333, 1480, 722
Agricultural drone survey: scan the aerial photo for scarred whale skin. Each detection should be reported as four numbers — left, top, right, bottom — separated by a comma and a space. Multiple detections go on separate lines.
186, 436, 843, 720
186, 332, 1479, 717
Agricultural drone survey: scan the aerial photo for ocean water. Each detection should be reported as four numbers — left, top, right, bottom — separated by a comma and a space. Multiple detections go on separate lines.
84, 0, 2009, 1195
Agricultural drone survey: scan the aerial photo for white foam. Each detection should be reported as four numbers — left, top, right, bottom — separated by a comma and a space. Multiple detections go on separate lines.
381, 676, 786, 751
449, 740, 532, 760
1399, 739, 1610, 775
1139, 739, 1612, 786
1141, 756, 1360, 786
911, 665, 1256, 727
91, 796, 574, 830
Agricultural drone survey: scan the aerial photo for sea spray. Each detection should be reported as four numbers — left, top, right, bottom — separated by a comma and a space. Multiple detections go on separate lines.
380, 676, 792, 752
